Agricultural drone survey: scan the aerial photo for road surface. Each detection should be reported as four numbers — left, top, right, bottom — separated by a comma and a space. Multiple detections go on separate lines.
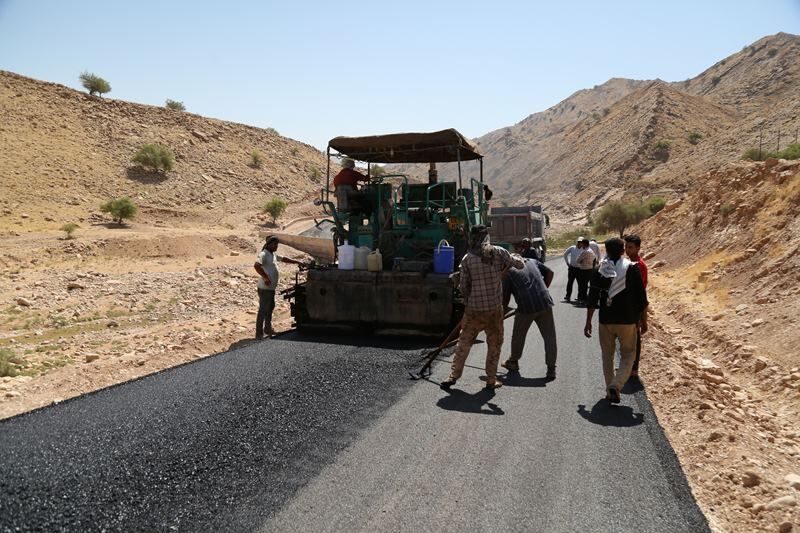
0, 260, 708, 532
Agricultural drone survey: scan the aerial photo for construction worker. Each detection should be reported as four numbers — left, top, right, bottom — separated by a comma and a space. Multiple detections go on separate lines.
333, 158, 368, 212
441, 225, 523, 390
253, 236, 304, 339
583, 238, 648, 403
501, 257, 557, 379
624, 234, 649, 378
563, 238, 583, 302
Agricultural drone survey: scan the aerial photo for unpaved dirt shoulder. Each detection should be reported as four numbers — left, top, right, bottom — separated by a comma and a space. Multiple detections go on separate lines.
0, 228, 308, 420
642, 281, 799, 533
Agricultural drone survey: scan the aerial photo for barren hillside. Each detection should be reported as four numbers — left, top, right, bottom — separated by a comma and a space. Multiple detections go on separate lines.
0, 71, 330, 420
392, 33, 800, 221
631, 159, 800, 532
0, 70, 327, 231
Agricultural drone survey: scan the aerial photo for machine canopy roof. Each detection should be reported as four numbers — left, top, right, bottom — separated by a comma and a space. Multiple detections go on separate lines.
328, 128, 482, 164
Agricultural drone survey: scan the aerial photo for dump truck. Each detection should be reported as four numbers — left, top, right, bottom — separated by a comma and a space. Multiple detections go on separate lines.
488, 205, 549, 261
284, 129, 489, 336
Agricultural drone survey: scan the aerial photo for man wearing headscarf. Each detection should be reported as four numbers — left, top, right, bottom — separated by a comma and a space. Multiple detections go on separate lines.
333, 158, 369, 212
583, 237, 648, 403
441, 226, 524, 390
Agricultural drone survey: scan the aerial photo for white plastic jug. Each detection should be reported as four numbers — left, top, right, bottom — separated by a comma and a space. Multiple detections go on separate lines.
367, 249, 383, 272
354, 246, 370, 270
338, 241, 355, 270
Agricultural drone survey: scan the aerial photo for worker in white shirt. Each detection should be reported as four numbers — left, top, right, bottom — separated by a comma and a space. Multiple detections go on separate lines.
562, 238, 584, 302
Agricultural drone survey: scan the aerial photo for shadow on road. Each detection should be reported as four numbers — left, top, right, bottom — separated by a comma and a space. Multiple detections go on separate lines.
499, 371, 549, 388
622, 377, 644, 394
577, 400, 644, 427
437, 388, 504, 415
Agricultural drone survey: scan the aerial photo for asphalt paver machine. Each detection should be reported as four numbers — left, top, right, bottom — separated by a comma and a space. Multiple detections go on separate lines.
287, 129, 489, 336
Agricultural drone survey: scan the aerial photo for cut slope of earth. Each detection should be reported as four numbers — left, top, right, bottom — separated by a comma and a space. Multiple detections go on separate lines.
634, 158, 800, 532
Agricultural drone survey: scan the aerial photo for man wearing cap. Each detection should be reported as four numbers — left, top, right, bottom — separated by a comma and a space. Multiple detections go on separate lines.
333, 158, 369, 212
516, 238, 541, 261
562, 238, 584, 302
441, 225, 523, 390
253, 236, 304, 339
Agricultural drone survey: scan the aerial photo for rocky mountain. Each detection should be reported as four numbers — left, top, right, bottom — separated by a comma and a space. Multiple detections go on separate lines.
0, 70, 327, 231
393, 32, 800, 222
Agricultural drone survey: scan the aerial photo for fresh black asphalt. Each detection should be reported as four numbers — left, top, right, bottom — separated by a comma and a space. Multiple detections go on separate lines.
0, 259, 709, 532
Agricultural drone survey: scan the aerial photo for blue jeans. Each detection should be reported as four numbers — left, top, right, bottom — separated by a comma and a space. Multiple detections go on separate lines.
256, 288, 276, 337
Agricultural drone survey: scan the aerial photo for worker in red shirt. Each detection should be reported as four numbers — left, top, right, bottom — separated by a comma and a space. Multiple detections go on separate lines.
333, 158, 369, 212
624, 234, 648, 378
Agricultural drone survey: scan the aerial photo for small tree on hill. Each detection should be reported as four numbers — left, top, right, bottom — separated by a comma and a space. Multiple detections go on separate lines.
250, 149, 264, 168
133, 143, 175, 172
262, 198, 287, 225
101, 197, 138, 226
79, 71, 111, 96
165, 99, 186, 111
593, 201, 649, 238
61, 223, 80, 239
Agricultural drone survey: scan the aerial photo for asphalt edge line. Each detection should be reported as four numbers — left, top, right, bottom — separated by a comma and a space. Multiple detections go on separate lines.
633, 383, 711, 532
0, 335, 272, 424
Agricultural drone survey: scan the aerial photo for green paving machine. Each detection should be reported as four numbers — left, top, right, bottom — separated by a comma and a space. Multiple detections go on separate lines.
286, 129, 489, 336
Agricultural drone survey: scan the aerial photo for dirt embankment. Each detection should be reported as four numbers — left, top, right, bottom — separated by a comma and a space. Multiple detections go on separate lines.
636, 159, 800, 532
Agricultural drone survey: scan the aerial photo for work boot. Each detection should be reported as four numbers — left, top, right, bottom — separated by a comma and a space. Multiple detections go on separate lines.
546, 366, 556, 381
501, 360, 519, 372
440, 378, 457, 391
608, 387, 621, 404
485, 378, 503, 389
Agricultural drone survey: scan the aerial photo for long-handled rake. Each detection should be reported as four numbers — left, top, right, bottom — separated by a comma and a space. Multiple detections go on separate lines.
408, 319, 463, 380
408, 308, 516, 380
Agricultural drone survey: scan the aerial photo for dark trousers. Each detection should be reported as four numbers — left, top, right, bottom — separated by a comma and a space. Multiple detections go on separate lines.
632, 328, 642, 372
508, 307, 557, 369
577, 269, 593, 301
256, 288, 276, 337
565, 266, 579, 300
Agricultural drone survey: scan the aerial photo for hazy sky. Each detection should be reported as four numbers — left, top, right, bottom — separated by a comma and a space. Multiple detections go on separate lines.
1, 0, 798, 149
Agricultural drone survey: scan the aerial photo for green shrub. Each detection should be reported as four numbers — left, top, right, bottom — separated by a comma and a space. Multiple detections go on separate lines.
646, 196, 667, 215
545, 228, 591, 251
371, 165, 386, 177
309, 166, 322, 181
688, 132, 703, 145
603, 108, 610, 117
711, 76, 721, 86
250, 149, 264, 168
265, 127, 279, 136
79, 71, 111, 96
262, 198, 287, 224
132, 143, 175, 172
653, 140, 671, 151
742, 148, 767, 161
165, 99, 186, 111
593, 201, 649, 238
720, 202, 734, 217
101, 197, 138, 225
290, 147, 298, 156
776, 143, 800, 160
61, 222, 79, 239
767, 48, 778, 58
